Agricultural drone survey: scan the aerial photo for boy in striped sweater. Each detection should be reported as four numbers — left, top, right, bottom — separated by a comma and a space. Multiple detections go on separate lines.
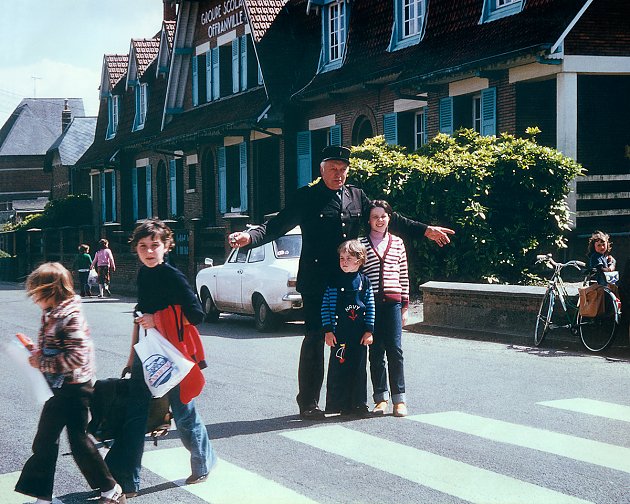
360, 200, 410, 417
321, 240, 375, 417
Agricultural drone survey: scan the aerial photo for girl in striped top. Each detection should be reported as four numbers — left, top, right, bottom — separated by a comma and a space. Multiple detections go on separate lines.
360, 200, 409, 417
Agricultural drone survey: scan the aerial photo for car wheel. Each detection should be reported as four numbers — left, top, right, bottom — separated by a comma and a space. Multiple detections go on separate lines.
201, 288, 220, 322
253, 295, 278, 332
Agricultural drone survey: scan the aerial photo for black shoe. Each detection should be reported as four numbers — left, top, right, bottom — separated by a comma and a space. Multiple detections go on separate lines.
185, 473, 209, 485
300, 407, 325, 420
344, 405, 370, 418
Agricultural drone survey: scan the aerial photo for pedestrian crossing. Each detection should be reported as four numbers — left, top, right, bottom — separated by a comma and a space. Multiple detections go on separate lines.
3, 397, 628, 503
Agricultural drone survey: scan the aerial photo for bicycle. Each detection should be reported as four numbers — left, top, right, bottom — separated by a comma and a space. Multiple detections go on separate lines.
534, 254, 622, 352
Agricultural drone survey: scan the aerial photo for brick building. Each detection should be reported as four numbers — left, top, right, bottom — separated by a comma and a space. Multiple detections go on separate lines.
75, 0, 630, 287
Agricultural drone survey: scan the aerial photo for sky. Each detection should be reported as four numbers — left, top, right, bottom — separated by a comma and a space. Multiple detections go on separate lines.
0, 0, 166, 126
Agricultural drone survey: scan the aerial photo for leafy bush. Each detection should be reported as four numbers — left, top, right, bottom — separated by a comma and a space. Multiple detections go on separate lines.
0, 249, 10, 258
4, 195, 92, 231
349, 130, 583, 286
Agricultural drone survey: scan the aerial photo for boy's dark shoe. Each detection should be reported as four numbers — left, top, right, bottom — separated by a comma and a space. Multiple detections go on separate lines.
300, 406, 325, 420
343, 405, 370, 418
185, 473, 209, 485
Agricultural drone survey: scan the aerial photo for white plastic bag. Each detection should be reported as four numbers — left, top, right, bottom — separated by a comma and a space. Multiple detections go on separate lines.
134, 327, 194, 398
3, 340, 53, 406
88, 269, 99, 286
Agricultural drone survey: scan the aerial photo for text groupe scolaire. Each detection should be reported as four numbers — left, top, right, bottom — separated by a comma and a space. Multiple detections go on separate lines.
200, 0, 245, 39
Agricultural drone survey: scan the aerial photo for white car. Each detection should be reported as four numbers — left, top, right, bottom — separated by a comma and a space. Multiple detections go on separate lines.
196, 226, 303, 331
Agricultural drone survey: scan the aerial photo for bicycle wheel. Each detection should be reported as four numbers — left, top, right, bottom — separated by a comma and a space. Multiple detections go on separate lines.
578, 290, 619, 352
534, 288, 555, 346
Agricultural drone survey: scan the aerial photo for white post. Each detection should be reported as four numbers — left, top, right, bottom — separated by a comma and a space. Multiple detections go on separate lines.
556, 72, 578, 227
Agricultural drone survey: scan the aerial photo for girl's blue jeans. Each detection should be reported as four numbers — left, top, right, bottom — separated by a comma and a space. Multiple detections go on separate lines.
369, 302, 406, 404
105, 354, 215, 493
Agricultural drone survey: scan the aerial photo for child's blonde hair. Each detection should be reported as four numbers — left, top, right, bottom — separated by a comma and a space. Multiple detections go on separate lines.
26, 262, 75, 306
587, 230, 612, 255
337, 239, 367, 266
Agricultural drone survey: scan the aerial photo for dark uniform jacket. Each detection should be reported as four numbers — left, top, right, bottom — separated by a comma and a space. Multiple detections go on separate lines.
247, 179, 427, 295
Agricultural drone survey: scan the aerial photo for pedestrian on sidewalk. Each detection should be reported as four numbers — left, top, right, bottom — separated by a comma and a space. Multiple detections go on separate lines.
227, 145, 454, 420
105, 219, 216, 497
360, 200, 410, 417
91, 238, 115, 298
322, 239, 375, 416
14, 262, 125, 504
73, 243, 93, 297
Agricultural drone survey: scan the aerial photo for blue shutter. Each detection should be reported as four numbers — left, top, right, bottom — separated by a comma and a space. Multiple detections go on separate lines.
296, 131, 312, 188
239, 142, 248, 211
232, 38, 240, 94
218, 147, 227, 213
384, 113, 398, 145
131, 167, 138, 221
192, 55, 198, 106
100, 173, 106, 222
439, 97, 453, 135
240, 35, 247, 91
205, 51, 212, 102
106, 97, 113, 138
481, 87, 497, 137
133, 86, 140, 130
422, 107, 428, 145
146, 164, 152, 218
169, 159, 177, 216
329, 124, 342, 146
111, 173, 117, 221
212, 47, 220, 100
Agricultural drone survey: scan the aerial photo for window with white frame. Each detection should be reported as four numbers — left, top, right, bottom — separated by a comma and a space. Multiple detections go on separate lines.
403, 0, 424, 38
481, 0, 523, 22
414, 110, 426, 149
318, 1, 348, 72
106, 95, 119, 139
133, 83, 147, 131
390, 0, 425, 51
473, 94, 482, 133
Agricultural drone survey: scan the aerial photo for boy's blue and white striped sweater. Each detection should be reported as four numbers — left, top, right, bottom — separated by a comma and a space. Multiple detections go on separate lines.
321, 271, 375, 334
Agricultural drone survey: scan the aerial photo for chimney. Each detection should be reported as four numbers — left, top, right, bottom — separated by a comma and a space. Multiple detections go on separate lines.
61, 99, 72, 132
163, 1, 177, 21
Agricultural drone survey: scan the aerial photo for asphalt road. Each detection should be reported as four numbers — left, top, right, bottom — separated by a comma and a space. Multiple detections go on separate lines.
0, 283, 628, 504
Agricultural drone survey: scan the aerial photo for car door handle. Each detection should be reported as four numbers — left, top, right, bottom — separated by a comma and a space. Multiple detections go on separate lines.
237, 269, 243, 274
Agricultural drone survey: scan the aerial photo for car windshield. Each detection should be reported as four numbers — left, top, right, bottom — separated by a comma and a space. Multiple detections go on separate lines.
273, 234, 302, 259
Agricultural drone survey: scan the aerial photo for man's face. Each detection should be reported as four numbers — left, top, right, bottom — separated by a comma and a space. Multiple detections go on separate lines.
320, 159, 349, 190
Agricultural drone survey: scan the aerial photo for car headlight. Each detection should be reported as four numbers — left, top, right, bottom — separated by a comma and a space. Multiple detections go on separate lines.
287, 277, 297, 288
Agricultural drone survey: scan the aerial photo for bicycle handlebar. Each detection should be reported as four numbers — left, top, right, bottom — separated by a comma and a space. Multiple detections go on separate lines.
535, 254, 585, 270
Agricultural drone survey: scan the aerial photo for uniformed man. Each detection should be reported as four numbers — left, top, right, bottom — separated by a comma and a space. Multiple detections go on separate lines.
228, 145, 454, 419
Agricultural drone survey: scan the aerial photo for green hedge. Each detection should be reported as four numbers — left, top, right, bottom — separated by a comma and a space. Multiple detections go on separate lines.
349, 129, 583, 286
3, 194, 92, 231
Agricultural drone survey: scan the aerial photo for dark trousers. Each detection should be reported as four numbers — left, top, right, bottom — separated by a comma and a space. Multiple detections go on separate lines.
296, 290, 326, 411
325, 338, 368, 412
78, 271, 90, 296
369, 302, 406, 404
15, 382, 116, 501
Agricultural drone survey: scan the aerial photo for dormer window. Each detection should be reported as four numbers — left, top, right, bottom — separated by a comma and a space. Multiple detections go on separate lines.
389, 0, 425, 52
133, 83, 147, 131
106, 95, 119, 139
480, 0, 523, 23
318, 1, 349, 73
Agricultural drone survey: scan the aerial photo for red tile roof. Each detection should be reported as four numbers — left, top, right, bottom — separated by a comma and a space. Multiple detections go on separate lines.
105, 54, 129, 88
132, 38, 160, 77
245, 0, 289, 43
164, 20, 176, 49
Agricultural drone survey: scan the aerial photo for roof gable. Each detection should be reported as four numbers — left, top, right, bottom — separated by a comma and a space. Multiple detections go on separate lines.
127, 38, 160, 87
100, 54, 129, 96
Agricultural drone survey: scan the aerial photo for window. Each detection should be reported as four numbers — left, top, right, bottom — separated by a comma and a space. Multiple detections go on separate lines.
132, 165, 152, 221
133, 83, 147, 131
296, 125, 341, 187
169, 158, 184, 217
106, 95, 119, 139
384, 109, 427, 151
439, 88, 496, 137
100, 171, 116, 223
389, 0, 425, 51
248, 246, 265, 263
218, 142, 248, 213
188, 163, 197, 190
480, 0, 523, 23
319, 1, 348, 72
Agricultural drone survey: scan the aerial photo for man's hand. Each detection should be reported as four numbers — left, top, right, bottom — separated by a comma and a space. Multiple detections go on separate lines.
325, 331, 337, 347
228, 232, 252, 249
424, 226, 455, 247
360, 332, 373, 346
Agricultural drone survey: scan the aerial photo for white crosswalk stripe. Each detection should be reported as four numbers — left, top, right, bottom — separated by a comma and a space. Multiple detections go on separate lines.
142, 446, 318, 504
406, 411, 630, 474
281, 424, 591, 504
0, 471, 64, 504
538, 397, 630, 422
